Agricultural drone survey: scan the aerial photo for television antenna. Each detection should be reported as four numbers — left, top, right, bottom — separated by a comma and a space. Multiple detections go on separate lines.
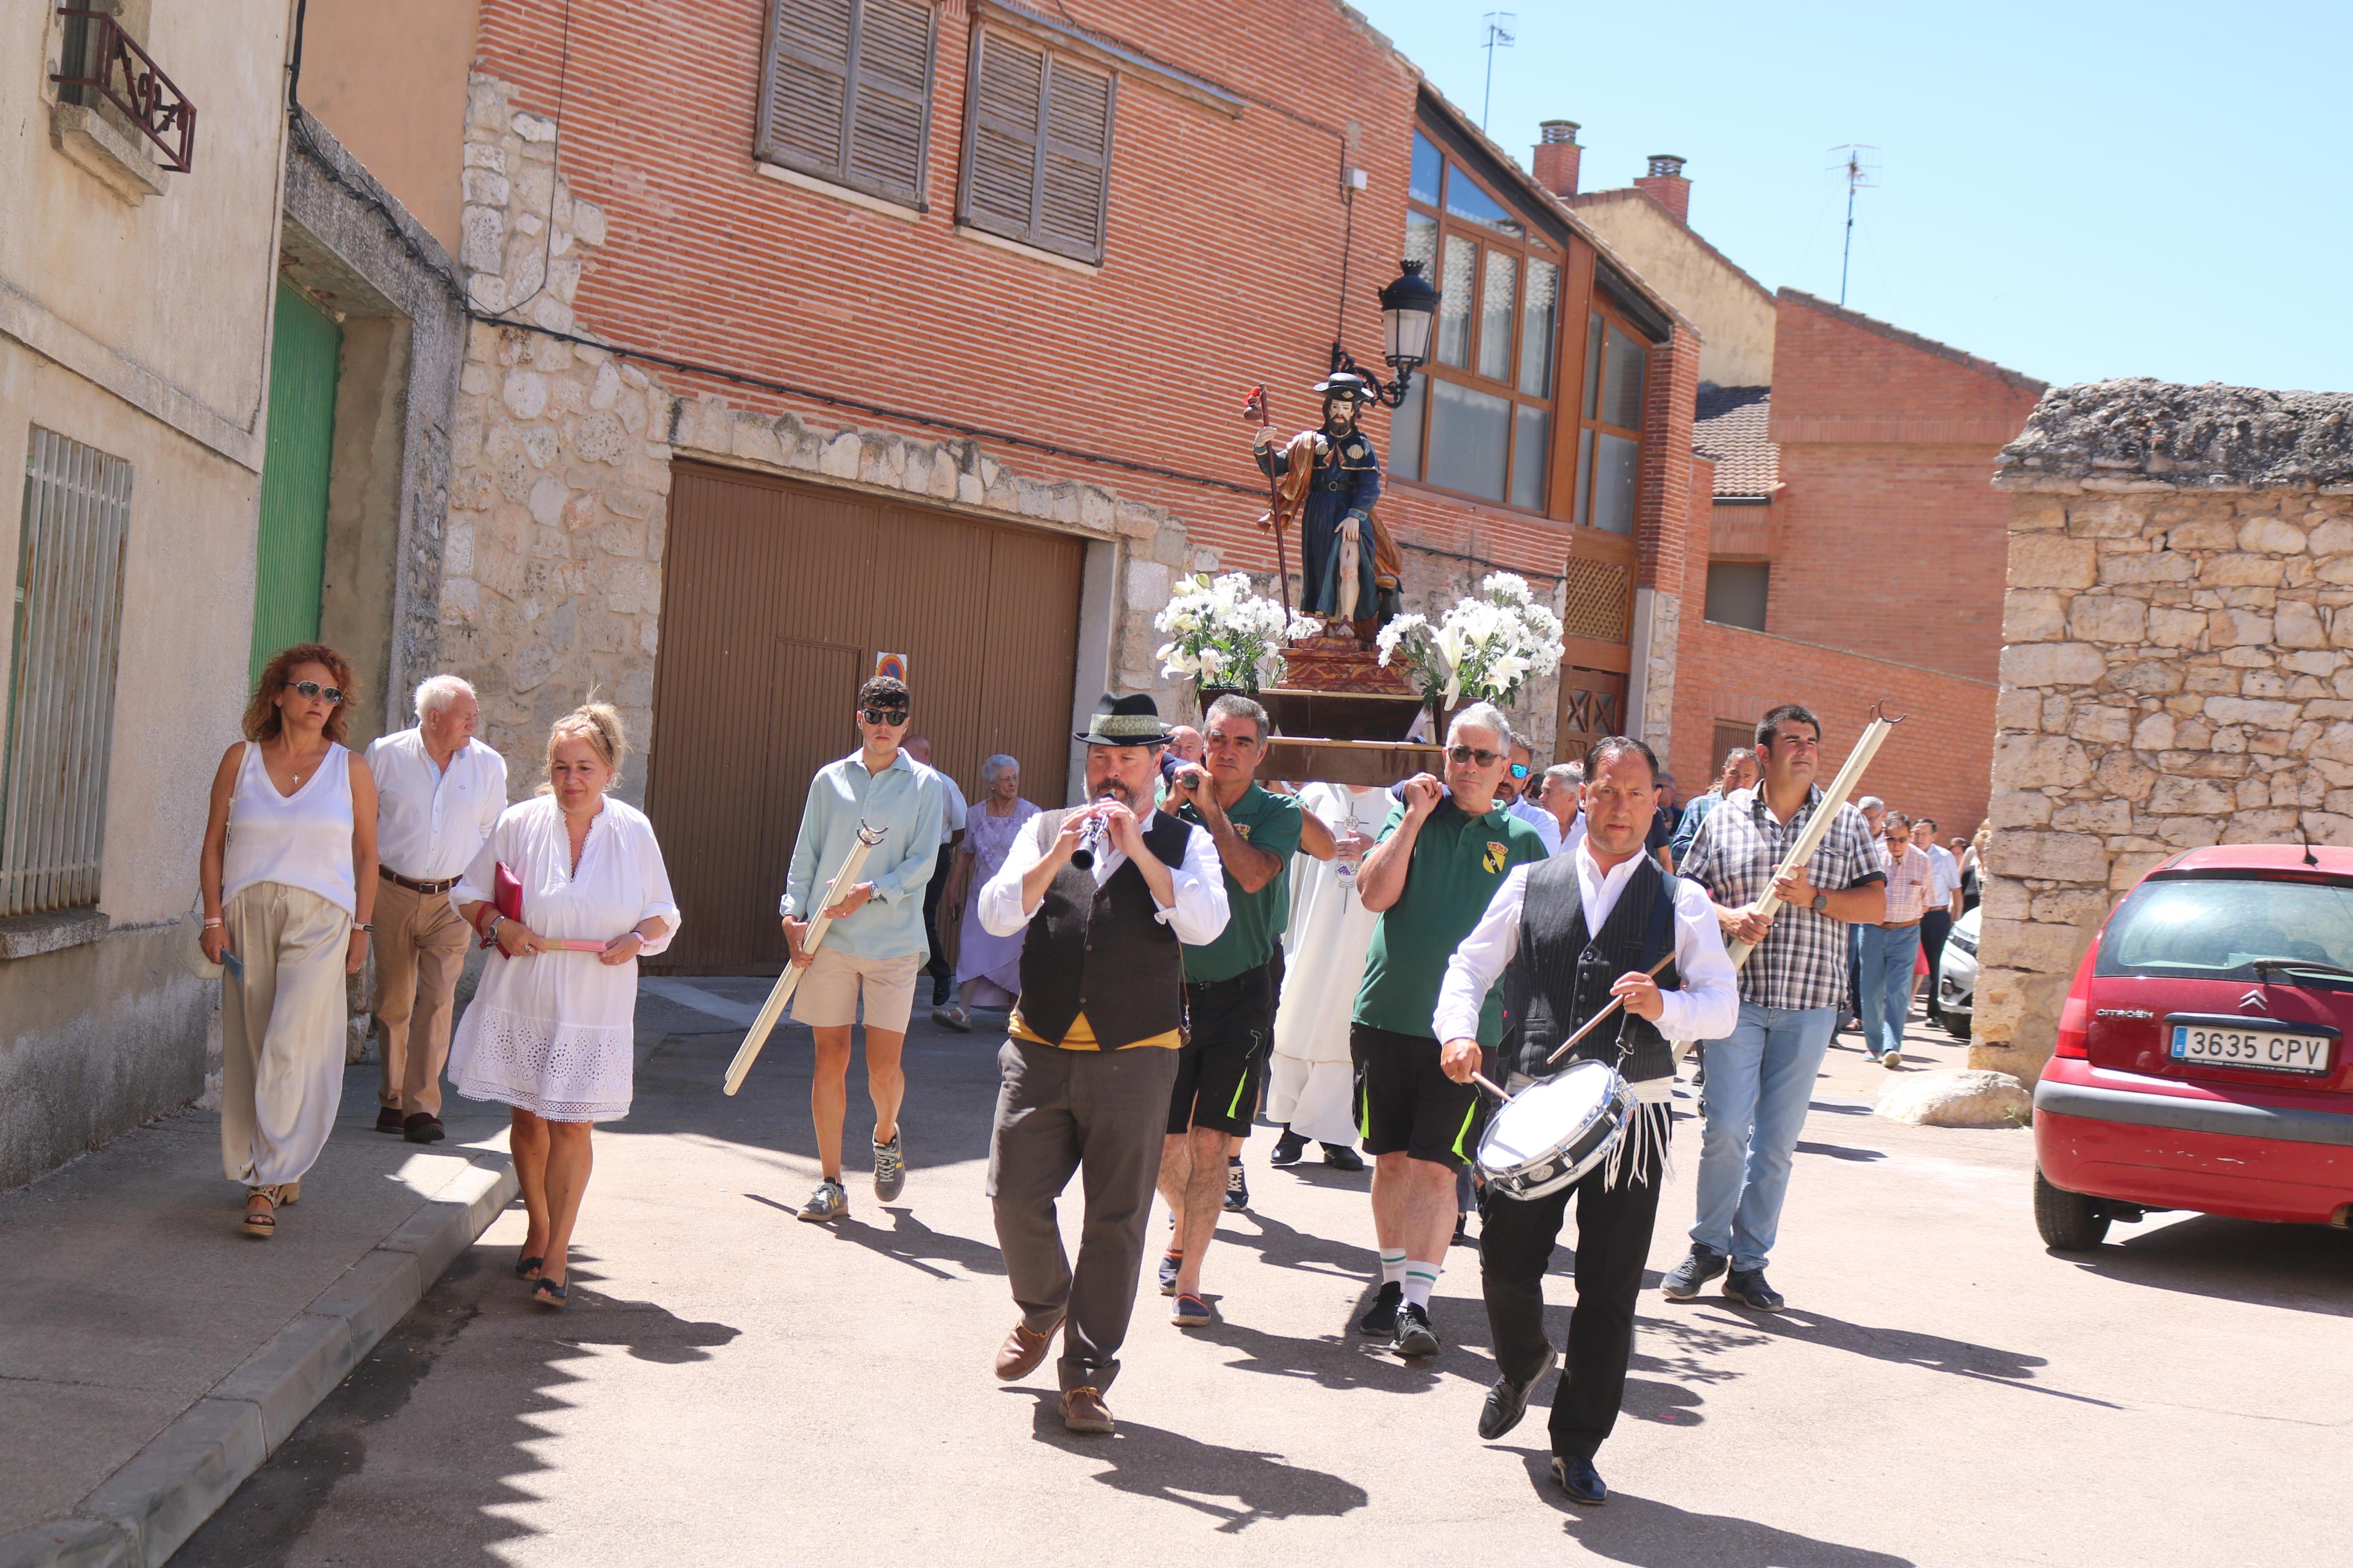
1481, 13, 1516, 133
1827, 144, 1879, 305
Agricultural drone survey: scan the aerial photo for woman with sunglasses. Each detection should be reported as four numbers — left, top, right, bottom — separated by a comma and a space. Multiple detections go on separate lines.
198, 644, 381, 1239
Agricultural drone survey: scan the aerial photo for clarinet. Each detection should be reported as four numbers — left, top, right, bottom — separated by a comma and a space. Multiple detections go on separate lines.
1069, 812, 1109, 870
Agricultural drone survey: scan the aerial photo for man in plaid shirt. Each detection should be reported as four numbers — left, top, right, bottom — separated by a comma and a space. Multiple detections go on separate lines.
1662, 705, 1886, 1312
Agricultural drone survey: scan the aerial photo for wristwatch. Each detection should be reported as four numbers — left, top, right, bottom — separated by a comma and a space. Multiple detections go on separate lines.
1810, 892, 1829, 913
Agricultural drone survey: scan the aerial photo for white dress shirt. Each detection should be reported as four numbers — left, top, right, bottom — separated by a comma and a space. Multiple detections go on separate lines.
1925, 842, 1961, 907
935, 771, 968, 847
978, 806, 1230, 947
1509, 798, 1563, 857
365, 728, 508, 882
1433, 841, 1740, 1093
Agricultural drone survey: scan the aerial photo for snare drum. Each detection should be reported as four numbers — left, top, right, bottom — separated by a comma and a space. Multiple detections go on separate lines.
1475, 1059, 1635, 1203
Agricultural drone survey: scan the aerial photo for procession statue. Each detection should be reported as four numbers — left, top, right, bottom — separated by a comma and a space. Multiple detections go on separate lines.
1248, 372, 1401, 645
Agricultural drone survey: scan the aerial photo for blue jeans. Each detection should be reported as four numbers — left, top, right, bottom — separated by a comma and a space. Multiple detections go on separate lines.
1856, 923, 1922, 1059
1691, 1003, 1836, 1273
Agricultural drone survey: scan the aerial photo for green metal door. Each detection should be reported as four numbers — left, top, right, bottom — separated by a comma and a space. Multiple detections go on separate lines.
249, 280, 342, 681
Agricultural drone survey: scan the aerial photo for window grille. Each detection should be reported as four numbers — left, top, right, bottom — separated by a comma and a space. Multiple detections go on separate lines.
3, 429, 132, 916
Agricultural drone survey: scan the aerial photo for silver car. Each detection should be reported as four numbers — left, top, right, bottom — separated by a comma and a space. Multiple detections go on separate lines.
1936, 905, 1980, 1040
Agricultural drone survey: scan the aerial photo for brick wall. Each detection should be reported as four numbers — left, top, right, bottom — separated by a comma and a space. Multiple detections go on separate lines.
435, 0, 1689, 773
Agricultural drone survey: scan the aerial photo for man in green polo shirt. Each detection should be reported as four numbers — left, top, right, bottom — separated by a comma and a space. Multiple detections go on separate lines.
1350, 702, 1548, 1357
1154, 693, 1303, 1329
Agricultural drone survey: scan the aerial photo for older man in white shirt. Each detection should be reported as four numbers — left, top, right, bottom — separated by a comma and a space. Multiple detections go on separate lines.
1435, 735, 1736, 1507
365, 676, 507, 1143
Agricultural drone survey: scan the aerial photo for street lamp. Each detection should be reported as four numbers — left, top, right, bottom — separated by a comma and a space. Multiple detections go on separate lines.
1329, 259, 1438, 408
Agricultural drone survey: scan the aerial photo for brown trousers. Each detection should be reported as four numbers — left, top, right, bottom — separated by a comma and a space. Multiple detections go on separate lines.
371, 876, 472, 1117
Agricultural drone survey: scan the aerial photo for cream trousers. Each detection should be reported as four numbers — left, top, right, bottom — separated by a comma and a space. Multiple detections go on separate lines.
220, 882, 352, 1188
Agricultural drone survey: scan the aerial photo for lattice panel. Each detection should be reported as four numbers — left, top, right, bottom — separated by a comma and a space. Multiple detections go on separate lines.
1560, 556, 1631, 643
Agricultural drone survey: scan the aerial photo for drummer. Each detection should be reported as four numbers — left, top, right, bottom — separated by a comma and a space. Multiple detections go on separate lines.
1435, 735, 1737, 1506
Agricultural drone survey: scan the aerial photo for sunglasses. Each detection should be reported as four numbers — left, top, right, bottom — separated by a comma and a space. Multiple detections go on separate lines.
287, 680, 346, 705
1507, 762, 1530, 778
860, 706, 910, 725
1446, 745, 1502, 767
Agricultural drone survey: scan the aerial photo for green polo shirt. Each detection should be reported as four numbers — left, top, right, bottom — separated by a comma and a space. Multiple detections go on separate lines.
1352, 797, 1549, 1045
1177, 783, 1304, 984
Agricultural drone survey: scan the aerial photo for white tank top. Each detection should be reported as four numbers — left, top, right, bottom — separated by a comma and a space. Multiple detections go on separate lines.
222, 741, 358, 915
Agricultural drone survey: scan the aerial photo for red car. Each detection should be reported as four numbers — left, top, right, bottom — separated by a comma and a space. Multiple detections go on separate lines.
2032, 844, 2353, 1249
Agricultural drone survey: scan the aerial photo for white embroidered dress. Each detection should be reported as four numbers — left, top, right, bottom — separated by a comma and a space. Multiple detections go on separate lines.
448, 795, 680, 1122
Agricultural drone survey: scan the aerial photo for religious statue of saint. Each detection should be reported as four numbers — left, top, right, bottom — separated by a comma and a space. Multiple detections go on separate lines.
1251, 372, 1400, 642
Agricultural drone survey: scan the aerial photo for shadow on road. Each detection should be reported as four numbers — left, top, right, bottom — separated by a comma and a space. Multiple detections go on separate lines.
1690, 1304, 2119, 1409
1020, 1392, 1368, 1533
2066, 1214, 2353, 1317
1500, 1456, 1914, 1567
177, 1242, 741, 1567
744, 1190, 1009, 1281
1794, 1140, 1887, 1162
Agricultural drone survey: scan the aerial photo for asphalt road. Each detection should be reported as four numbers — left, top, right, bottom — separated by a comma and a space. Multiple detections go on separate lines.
180, 985, 2352, 1567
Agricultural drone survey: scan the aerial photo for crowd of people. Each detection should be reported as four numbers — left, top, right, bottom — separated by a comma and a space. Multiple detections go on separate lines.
199, 649, 1971, 1507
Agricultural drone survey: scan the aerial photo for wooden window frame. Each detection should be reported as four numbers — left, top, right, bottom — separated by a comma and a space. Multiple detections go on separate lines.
1568, 298, 1649, 536
1393, 128, 1566, 516
955, 22, 1118, 266
755, 0, 942, 212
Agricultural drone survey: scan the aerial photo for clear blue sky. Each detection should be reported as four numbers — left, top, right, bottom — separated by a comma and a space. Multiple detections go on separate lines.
1352, 1, 2353, 392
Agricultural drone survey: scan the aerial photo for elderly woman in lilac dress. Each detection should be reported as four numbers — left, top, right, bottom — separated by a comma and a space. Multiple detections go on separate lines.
930, 754, 1037, 1031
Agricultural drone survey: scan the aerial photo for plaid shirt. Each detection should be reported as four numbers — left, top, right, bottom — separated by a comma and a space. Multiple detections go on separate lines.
1878, 842, 1937, 925
1681, 784, 1886, 1012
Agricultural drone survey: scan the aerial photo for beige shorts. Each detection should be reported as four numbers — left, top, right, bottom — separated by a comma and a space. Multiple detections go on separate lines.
789, 946, 924, 1033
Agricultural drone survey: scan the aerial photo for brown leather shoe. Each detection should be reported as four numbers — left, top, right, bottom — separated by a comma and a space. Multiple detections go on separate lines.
993, 1315, 1062, 1382
1059, 1386, 1114, 1434
375, 1105, 406, 1133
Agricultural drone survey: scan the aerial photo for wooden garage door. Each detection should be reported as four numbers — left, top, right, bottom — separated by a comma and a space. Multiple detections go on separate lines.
645, 464, 1085, 973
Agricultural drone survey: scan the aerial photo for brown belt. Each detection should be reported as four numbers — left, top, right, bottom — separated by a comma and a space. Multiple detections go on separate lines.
1880, 917, 1923, 929
379, 866, 460, 895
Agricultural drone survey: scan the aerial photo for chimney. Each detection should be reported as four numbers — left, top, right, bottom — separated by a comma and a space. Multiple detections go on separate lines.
1634, 154, 1691, 224
1532, 120, 1581, 198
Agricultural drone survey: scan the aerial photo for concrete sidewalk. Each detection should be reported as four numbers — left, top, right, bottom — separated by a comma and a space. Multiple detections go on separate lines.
0, 1068, 517, 1568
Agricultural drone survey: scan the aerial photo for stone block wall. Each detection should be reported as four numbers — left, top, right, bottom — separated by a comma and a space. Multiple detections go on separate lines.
1972, 379, 2353, 1080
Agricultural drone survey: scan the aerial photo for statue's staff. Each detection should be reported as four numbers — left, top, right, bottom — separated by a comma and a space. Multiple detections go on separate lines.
1242, 385, 1294, 627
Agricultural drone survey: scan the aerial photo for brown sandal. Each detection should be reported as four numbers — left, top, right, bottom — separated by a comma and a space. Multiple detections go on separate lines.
242, 1187, 278, 1238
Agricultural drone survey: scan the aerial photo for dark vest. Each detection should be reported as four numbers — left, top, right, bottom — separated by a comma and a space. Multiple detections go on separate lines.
1510, 852, 1681, 1085
1016, 808, 1194, 1050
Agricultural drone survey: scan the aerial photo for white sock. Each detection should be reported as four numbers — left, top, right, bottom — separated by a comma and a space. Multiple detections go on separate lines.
1379, 1249, 1408, 1287
1403, 1260, 1442, 1310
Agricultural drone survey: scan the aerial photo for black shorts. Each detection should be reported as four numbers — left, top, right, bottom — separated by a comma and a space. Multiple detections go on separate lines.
1350, 1022, 1488, 1171
1169, 964, 1273, 1137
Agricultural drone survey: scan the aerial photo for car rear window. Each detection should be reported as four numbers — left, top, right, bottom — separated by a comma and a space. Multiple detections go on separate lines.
2096, 874, 2353, 987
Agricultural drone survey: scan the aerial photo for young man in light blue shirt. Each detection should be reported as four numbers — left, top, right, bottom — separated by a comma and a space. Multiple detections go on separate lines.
779, 675, 946, 1221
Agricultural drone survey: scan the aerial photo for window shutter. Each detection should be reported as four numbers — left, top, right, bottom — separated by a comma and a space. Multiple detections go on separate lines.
759, 0, 854, 176
1035, 57, 1113, 262
843, 0, 936, 202
963, 29, 1045, 239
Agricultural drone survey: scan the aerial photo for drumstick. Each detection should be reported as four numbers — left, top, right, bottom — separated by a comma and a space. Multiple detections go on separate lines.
1472, 1071, 1510, 1098
1543, 952, 1676, 1065
722, 822, 886, 1096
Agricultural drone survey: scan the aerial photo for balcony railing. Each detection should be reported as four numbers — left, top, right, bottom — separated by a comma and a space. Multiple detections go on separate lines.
50, 9, 196, 173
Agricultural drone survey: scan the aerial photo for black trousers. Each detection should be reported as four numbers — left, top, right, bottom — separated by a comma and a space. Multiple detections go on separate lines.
1478, 1108, 1665, 1460
922, 852, 953, 1003
1919, 908, 1953, 1018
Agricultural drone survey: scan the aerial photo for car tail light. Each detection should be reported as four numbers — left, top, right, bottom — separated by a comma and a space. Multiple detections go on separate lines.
2054, 943, 2098, 1059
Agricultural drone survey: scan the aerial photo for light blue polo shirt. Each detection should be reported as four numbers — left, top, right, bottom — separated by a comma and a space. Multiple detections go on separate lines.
778, 749, 946, 959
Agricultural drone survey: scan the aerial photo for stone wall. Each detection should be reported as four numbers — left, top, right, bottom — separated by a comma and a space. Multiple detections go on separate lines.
1974, 378, 2353, 1080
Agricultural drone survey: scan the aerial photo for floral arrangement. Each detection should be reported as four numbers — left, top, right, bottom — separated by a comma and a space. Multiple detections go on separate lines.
1375, 572, 1566, 712
1154, 572, 1314, 692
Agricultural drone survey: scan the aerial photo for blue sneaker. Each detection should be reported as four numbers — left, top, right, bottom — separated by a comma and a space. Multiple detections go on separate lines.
1660, 1242, 1727, 1302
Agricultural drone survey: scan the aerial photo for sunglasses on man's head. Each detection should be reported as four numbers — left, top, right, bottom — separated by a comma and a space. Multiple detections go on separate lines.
288, 680, 346, 705
1446, 744, 1502, 767
860, 706, 910, 726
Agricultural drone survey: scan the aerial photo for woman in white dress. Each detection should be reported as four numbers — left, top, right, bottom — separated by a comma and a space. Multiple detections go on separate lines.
929, 753, 1038, 1030
449, 700, 678, 1307
199, 645, 381, 1238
